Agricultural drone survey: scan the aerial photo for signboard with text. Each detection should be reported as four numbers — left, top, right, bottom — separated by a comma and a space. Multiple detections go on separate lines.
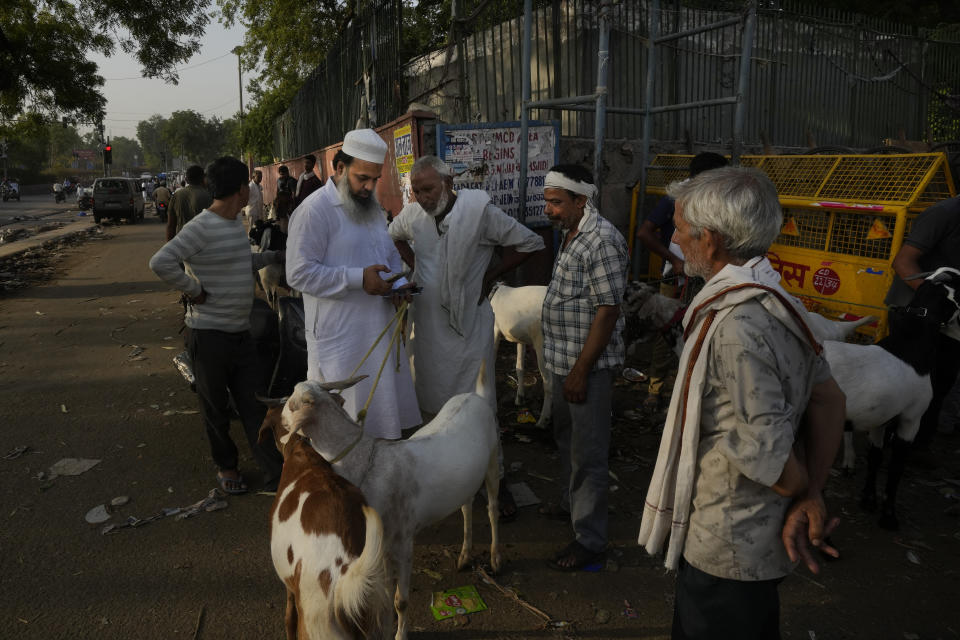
436, 121, 560, 227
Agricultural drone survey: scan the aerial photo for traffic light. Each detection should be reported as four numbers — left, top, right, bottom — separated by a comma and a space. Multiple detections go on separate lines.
103, 145, 112, 165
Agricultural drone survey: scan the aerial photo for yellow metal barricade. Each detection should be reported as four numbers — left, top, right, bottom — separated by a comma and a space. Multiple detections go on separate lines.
631, 153, 957, 340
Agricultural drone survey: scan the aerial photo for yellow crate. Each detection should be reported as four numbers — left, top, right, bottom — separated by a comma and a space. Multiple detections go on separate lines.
633, 152, 958, 340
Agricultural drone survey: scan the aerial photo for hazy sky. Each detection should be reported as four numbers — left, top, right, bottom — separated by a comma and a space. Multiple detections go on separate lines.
88, 20, 248, 142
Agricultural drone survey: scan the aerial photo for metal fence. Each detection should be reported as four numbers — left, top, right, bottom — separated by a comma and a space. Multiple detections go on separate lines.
404, 0, 960, 149
277, 0, 960, 157
272, 0, 402, 159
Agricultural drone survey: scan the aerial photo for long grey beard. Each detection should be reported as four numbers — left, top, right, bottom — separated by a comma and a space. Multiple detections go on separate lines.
337, 175, 383, 225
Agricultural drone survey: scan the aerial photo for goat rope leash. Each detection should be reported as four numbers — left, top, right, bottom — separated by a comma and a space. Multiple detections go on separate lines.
329, 300, 409, 464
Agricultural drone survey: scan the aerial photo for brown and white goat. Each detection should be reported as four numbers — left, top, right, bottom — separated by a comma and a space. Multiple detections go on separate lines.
259, 403, 391, 640
270, 374, 501, 640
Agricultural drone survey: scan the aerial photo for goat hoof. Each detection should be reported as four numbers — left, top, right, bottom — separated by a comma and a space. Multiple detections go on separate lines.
860, 492, 878, 512
456, 551, 471, 571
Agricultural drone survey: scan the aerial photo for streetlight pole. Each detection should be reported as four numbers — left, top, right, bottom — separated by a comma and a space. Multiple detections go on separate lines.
232, 46, 245, 161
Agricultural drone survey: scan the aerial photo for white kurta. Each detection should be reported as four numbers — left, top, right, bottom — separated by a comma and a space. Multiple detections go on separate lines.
286, 178, 421, 439
389, 190, 545, 414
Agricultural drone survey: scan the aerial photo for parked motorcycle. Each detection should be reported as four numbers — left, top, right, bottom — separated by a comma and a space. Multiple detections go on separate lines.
78, 192, 94, 211
54, 188, 66, 203
1, 182, 20, 202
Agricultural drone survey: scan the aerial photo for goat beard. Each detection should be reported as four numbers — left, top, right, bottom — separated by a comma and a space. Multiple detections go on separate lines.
337, 174, 383, 225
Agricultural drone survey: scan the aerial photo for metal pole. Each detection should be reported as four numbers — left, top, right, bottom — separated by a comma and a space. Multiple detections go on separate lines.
593, 0, 610, 200
630, 0, 660, 277
731, 3, 757, 166
518, 0, 533, 224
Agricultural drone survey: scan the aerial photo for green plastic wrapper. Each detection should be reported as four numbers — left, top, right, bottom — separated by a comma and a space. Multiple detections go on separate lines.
430, 585, 487, 620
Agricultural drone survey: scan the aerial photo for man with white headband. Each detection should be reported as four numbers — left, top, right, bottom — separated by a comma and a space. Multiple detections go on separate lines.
637, 167, 844, 638
539, 164, 628, 571
285, 128, 421, 439
389, 155, 545, 519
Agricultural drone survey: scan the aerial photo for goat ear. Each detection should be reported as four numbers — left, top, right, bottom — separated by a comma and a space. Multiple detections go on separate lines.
255, 393, 288, 408
316, 375, 368, 392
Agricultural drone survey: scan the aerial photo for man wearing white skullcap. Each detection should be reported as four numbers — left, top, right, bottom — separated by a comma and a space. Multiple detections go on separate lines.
285, 129, 421, 439
539, 164, 628, 571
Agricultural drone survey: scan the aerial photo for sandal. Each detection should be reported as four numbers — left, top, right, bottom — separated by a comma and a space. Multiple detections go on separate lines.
548, 541, 605, 572
217, 471, 248, 495
498, 480, 518, 523
538, 502, 571, 521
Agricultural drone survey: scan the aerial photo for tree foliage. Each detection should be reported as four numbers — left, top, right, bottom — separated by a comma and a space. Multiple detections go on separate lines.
135, 111, 240, 169
0, 0, 211, 122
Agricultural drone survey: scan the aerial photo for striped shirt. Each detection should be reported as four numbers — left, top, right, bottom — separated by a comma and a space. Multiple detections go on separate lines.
149, 209, 278, 332
542, 209, 629, 375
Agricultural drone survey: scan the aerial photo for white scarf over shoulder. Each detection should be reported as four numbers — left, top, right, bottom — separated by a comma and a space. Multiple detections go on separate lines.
636, 256, 821, 570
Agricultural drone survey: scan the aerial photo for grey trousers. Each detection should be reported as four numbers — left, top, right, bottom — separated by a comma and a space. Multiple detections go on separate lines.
551, 368, 613, 553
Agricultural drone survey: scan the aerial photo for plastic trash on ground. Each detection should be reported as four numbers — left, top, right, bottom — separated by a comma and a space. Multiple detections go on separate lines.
430, 585, 487, 620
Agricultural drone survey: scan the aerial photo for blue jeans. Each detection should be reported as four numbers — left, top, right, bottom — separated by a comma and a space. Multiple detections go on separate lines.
551, 368, 613, 553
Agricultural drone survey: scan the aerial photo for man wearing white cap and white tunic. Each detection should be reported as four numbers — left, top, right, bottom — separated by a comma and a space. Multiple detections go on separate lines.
539, 164, 628, 571
285, 128, 421, 439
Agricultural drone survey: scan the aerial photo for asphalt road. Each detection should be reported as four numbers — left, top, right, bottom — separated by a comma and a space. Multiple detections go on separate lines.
2, 218, 959, 639
0, 194, 87, 229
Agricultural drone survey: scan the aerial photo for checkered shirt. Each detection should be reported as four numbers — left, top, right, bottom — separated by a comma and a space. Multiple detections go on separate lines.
542, 210, 629, 375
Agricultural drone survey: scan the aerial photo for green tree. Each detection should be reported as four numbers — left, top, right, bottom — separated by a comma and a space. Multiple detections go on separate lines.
0, 113, 52, 181
137, 115, 171, 169
0, 0, 211, 122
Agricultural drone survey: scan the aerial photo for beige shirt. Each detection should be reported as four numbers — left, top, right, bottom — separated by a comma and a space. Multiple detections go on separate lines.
683, 298, 831, 581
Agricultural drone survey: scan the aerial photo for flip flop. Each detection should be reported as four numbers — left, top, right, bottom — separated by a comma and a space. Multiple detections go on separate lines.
548, 541, 605, 572
217, 471, 248, 495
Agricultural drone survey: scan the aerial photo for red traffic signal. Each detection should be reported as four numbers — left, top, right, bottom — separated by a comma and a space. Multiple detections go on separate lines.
104, 145, 112, 151
103, 145, 113, 164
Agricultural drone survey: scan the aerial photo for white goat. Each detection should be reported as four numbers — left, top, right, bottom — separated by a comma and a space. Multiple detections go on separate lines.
490, 284, 551, 426
273, 373, 501, 640
259, 405, 391, 639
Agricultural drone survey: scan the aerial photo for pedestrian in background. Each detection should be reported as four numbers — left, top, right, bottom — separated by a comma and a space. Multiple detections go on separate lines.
166, 165, 212, 240
635, 151, 728, 413
149, 156, 285, 494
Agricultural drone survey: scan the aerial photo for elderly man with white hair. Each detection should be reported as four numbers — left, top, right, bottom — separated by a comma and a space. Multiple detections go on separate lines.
637, 167, 845, 639
389, 155, 545, 518
538, 164, 628, 571
285, 128, 421, 439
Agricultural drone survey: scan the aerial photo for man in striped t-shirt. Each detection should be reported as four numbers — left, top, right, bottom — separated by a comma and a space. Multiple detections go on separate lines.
150, 156, 284, 495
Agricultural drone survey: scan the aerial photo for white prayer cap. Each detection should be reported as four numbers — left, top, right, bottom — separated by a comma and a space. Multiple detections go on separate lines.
342, 129, 388, 164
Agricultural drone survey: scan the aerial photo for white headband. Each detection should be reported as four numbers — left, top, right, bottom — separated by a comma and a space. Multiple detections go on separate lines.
544, 171, 597, 199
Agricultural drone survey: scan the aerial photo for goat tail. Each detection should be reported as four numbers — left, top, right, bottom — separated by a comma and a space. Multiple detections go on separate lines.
333, 505, 391, 638
474, 355, 496, 407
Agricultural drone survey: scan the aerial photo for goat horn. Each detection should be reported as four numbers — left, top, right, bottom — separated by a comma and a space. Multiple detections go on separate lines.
316, 375, 369, 392
255, 393, 288, 407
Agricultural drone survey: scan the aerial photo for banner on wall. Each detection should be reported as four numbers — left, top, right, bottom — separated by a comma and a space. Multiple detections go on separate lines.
393, 124, 415, 205
436, 121, 560, 227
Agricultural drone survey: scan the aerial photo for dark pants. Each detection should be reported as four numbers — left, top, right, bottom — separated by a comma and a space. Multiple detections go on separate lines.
189, 328, 282, 479
889, 310, 960, 447
673, 559, 782, 640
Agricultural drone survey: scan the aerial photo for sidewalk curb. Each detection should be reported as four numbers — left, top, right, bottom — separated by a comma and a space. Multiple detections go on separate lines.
0, 218, 100, 261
